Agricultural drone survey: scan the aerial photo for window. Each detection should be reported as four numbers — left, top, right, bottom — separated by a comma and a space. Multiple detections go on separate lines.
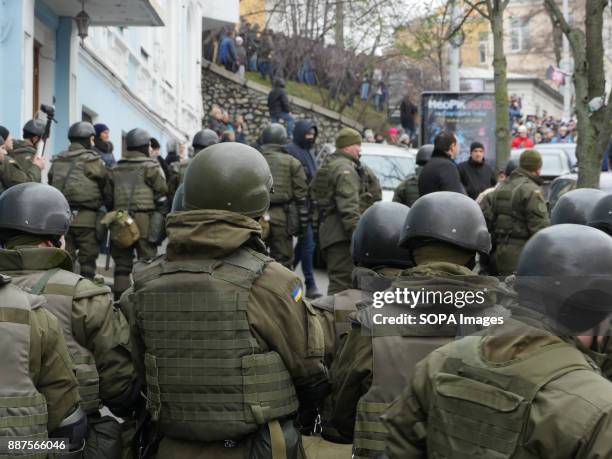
479, 32, 488, 64
510, 18, 529, 52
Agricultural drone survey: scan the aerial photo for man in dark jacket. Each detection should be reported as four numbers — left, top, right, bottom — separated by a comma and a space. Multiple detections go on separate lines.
286, 120, 322, 298
400, 95, 417, 145
93, 123, 116, 168
268, 78, 295, 138
458, 141, 497, 199
418, 131, 466, 196
218, 30, 238, 72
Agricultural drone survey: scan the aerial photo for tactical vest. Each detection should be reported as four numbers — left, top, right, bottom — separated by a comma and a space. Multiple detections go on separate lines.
130, 247, 299, 442
11, 269, 101, 415
426, 336, 593, 458
352, 304, 450, 458
492, 176, 533, 244
113, 158, 157, 211
262, 147, 293, 205
311, 154, 345, 211
171, 160, 189, 188
50, 150, 104, 210
0, 282, 49, 454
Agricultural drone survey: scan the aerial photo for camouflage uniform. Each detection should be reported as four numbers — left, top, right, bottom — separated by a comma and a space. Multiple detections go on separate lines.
0, 139, 41, 189
49, 143, 110, 279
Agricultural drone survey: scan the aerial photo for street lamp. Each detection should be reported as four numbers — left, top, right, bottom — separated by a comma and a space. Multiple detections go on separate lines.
74, 0, 90, 43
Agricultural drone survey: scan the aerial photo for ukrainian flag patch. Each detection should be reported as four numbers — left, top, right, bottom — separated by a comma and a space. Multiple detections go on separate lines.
291, 286, 303, 302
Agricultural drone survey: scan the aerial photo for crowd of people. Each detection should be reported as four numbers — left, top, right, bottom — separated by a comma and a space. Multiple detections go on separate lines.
509, 95, 577, 148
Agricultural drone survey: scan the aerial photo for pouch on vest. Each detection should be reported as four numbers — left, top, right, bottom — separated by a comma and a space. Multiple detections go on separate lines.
285, 202, 300, 237
84, 415, 122, 459
147, 211, 166, 245
101, 210, 140, 249
261, 212, 271, 241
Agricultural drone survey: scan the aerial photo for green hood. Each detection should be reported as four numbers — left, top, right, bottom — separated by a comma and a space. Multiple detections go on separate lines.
0, 247, 73, 273
166, 210, 265, 260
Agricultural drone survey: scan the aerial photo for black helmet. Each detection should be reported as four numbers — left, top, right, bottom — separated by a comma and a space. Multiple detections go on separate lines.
399, 191, 491, 255
416, 144, 434, 166
126, 128, 151, 150
183, 142, 273, 218
515, 224, 612, 332
261, 123, 288, 145
550, 188, 604, 225
504, 159, 518, 177
23, 119, 46, 137
351, 202, 412, 268
0, 183, 71, 238
171, 183, 186, 212
587, 193, 612, 234
192, 129, 219, 151
68, 121, 96, 141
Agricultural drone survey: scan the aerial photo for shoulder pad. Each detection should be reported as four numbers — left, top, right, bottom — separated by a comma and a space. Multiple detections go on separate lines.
311, 294, 335, 312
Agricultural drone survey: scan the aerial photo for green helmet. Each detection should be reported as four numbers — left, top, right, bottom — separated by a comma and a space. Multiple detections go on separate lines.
126, 128, 151, 149
192, 129, 219, 151
261, 123, 288, 145
171, 183, 186, 212
399, 191, 491, 255
550, 188, 604, 225
587, 193, 612, 234
68, 121, 95, 141
416, 144, 434, 166
0, 183, 71, 239
351, 202, 412, 268
515, 224, 612, 332
183, 142, 273, 218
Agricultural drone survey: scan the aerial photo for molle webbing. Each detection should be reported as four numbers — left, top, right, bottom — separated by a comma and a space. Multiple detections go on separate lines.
132, 248, 298, 442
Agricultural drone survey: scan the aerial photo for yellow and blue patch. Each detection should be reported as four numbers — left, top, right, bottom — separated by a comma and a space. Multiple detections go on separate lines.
291, 286, 303, 302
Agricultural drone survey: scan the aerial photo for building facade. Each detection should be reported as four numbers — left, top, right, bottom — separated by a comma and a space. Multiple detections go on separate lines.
0, 0, 238, 161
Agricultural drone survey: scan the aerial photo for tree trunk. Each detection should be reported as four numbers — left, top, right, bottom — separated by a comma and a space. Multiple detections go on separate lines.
490, 5, 510, 171
335, 0, 344, 48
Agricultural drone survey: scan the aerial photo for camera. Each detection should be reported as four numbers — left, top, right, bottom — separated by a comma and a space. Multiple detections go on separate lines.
40, 104, 56, 119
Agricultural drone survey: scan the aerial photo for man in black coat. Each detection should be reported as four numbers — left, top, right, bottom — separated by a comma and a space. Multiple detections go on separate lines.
267, 78, 295, 137
286, 119, 321, 298
418, 131, 466, 196
458, 141, 497, 200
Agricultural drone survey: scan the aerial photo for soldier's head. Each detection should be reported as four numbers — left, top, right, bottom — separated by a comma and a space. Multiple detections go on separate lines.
515, 224, 612, 344
22, 119, 46, 147
0, 183, 71, 250
336, 127, 362, 159
434, 131, 458, 160
551, 188, 604, 225
261, 123, 288, 146
166, 139, 178, 155
519, 149, 542, 176
0, 125, 13, 151
352, 202, 413, 269
416, 144, 434, 166
399, 191, 491, 268
68, 121, 96, 149
150, 138, 161, 157
126, 128, 152, 156
587, 193, 612, 236
192, 129, 219, 154
183, 142, 273, 219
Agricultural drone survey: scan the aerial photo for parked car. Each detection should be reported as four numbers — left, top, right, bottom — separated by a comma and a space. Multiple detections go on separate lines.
359, 144, 417, 201
548, 172, 612, 210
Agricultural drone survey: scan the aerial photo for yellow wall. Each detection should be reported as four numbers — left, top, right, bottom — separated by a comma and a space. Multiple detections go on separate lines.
461, 18, 489, 68
240, 0, 266, 28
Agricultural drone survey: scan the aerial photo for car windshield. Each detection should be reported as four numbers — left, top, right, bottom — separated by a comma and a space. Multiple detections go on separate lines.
360, 154, 416, 190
